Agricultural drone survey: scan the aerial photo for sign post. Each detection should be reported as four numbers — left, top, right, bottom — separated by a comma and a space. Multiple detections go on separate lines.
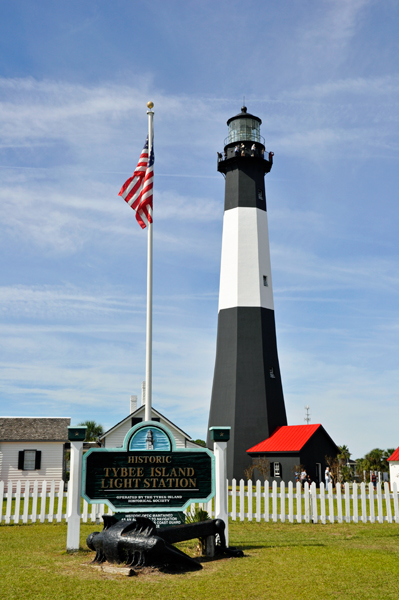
209, 426, 231, 546
66, 426, 87, 552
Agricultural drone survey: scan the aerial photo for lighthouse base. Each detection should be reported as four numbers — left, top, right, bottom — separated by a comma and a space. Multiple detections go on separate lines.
207, 306, 287, 481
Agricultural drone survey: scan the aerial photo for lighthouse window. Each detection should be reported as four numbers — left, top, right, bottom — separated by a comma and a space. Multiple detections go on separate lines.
258, 189, 264, 201
269, 367, 275, 378
263, 275, 268, 287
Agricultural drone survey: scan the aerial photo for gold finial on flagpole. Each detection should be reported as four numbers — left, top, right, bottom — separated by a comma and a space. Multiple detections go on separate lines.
147, 101, 154, 109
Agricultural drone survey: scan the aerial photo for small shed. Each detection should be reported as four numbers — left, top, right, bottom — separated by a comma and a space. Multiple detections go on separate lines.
387, 447, 399, 489
0, 417, 70, 488
247, 424, 339, 484
99, 405, 201, 450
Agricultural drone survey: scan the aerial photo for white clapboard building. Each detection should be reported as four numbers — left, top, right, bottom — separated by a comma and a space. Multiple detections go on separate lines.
0, 417, 70, 488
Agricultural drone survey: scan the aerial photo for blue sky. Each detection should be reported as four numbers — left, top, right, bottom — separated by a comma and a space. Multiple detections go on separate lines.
1, 0, 398, 460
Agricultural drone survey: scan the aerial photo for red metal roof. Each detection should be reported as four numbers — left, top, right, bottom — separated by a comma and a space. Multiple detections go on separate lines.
247, 424, 322, 453
388, 447, 399, 462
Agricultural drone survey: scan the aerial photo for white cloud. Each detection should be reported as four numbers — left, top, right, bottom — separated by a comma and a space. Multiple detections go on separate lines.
0, 285, 145, 320
0, 78, 227, 163
0, 291, 217, 439
297, 0, 370, 75
281, 342, 399, 457
156, 190, 221, 221
0, 171, 222, 256
271, 243, 399, 295
291, 74, 399, 100
1, 72, 399, 175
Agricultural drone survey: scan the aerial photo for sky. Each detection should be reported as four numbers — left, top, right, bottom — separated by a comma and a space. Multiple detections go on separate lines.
1, 0, 398, 461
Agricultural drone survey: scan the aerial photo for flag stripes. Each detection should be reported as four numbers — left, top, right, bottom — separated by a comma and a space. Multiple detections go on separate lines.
119, 137, 154, 229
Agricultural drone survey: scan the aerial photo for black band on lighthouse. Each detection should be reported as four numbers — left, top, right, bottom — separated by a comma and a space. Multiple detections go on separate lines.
208, 307, 287, 481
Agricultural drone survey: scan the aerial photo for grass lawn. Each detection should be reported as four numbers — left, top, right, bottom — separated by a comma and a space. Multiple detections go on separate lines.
1, 520, 399, 600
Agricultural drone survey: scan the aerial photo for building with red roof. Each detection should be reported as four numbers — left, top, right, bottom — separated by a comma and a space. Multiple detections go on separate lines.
247, 424, 339, 484
387, 447, 399, 462
388, 447, 399, 489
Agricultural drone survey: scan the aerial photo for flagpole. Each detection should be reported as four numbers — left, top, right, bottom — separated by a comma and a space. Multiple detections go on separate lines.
145, 101, 154, 422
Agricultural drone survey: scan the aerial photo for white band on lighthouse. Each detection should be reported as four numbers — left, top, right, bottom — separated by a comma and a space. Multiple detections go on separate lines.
218, 206, 274, 312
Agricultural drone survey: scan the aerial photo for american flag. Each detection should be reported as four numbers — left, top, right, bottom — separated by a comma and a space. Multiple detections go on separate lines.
119, 136, 154, 229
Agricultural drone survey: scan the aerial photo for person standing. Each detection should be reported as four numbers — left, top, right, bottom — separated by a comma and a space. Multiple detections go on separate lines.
325, 466, 331, 485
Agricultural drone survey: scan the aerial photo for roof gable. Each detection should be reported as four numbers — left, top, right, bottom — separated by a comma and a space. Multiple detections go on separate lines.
0, 417, 71, 441
388, 447, 399, 462
247, 424, 322, 453
100, 406, 191, 441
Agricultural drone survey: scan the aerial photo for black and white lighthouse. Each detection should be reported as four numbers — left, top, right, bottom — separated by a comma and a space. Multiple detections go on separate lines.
207, 107, 288, 480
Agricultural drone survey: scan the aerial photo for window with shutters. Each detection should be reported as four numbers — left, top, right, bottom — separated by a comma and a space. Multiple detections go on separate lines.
23, 450, 36, 470
18, 449, 41, 470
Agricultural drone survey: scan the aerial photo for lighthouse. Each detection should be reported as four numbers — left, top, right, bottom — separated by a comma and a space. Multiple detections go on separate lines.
207, 106, 287, 480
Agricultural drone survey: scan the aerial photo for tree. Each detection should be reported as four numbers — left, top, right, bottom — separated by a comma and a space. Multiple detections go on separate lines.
244, 463, 255, 481
383, 449, 395, 472
254, 457, 270, 480
337, 445, 353, 482
193, 439, 206, 447
356, 447, 395, 477
325, 446, 353, 484
338, 445, 351, 465
244, 457, 270, 481
78, 420, 104, 442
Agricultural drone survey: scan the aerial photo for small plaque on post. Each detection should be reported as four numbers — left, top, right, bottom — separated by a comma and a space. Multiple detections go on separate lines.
67, 426, 87, 442
209, 427, 231, 442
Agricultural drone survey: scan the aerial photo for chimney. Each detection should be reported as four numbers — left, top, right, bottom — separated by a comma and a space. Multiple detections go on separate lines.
130, 395, 137, 414
141, 381, 146, 406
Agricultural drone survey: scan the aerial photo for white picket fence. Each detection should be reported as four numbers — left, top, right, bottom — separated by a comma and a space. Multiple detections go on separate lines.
222, 479, 399, 524
2, 479, 399, 525
0, 480, 111, 525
